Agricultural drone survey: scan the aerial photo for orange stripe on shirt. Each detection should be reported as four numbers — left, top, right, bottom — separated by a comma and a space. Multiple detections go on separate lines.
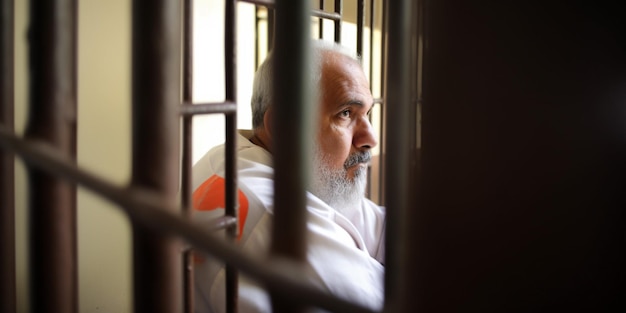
192, 174, 249, 241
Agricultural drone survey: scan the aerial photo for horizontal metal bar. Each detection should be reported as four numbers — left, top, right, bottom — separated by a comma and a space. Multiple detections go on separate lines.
180, 101, 237, 116
238, 0, 274, 7
237, 0, 341, 21
311, 10, 341, 21
180, 216, 237, 253
0, 127, 376, 313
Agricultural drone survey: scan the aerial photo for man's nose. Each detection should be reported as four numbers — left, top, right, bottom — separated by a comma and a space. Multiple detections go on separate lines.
353, 117, 378, 149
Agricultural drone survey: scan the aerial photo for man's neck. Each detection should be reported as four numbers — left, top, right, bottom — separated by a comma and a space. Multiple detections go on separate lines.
251, 130, 271, 153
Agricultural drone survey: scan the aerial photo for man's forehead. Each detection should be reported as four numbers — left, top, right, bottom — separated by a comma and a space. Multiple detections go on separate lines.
321, 50, 361, 68
321, 56, 371, 95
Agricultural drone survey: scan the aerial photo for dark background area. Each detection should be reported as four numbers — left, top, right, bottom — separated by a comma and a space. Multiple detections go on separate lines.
415, 1, 625, 311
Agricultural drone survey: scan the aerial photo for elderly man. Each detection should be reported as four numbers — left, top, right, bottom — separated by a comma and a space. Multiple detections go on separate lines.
192, 41, 385, 312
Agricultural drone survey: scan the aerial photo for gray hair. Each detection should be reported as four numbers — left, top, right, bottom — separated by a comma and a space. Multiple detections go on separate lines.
250, 40, 360, 129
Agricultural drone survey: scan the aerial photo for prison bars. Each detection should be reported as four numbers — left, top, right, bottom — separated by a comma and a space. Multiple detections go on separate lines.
0, 123, 377, 313
181, 1, 195, 312
0, 0, 416, 312
269, 0, 312, 311
383, 0, 419, 312
0, 0, 15, 312
224, 0, 239, 311
131, 1, 183, 312
24, 1, 78, 312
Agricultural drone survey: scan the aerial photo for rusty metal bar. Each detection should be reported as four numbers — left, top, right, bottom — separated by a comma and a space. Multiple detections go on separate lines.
255, 6, 260, 68
0, 0, 15, 311
181, 0, 194, 312
311, 9, 341, 21
271, 0, 311, 311
180, 102, 238, 115
267, 6, 275, 50
224, 0, 238, 312
334, 0, 342, 42
24, 0, 78, 312
239, 0, 341, 21
365, 0, 373, 198
357, 0, 364, 57
180, 217, 239, 247
318, 0, 324, 39
238, 0, 274, 7
131, 0, 181, 312
378, 0, 387, 204
0, 126, 377, 313
383, 0, 413, 312
369, 0, 375, 89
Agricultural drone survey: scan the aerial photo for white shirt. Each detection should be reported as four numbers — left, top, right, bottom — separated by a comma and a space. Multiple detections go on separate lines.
192, 130, 385, 312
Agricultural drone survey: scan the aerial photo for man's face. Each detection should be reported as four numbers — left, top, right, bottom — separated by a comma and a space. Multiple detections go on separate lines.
310, 51, 377, 213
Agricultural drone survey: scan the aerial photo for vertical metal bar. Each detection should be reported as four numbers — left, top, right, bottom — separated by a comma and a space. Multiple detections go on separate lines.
224, 1, 238, 312
368, 0, 375, 85
0, 0, 15, 312
255, 6, 260, 69
181, 0, 194, 312
25, 0, 78, 312
378, 0, 387, 204
366, 0, 374, 198
356, 0, 364, 57
271, 0, 311, 311
334, 0, 342, 42
410, 0, 422, 149
382, 0, 413, 312
131, 1, 181, 312
267, 7, 275, 51
318, 0, 324, 39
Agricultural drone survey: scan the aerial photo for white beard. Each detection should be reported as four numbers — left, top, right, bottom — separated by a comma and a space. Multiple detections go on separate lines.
310, 147, 369, 216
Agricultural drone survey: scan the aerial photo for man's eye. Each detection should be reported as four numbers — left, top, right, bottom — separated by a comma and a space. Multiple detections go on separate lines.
339, 109, 351, 118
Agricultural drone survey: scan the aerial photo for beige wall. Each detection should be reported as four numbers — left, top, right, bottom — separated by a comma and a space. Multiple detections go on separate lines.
13, 1, 378, 312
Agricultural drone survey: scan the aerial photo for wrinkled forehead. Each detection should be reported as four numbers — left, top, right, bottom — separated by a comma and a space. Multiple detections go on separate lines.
319, 52, 372, 104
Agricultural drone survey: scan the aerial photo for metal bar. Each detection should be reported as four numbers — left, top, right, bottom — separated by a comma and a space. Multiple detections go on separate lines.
180, 102, 238, 115
334, 0, 342, 42
238, 0, 341, 21
357, 0, 364, 57
369, 0, 374, 89
267, 7, 275, 50
318, 0, 324, 39
131, 0, 181, 312
312, 10, 341, 21
0, 0, 15, 311
224, 1, 238, 312
181, 0, 194, 312
271, 0, 311, 311
224, 115, 238, 313
25, 0, 78, 312
0, 127, 376, 313
378, 0, 387, 204
255, 6, 260, 68
238, 0, 274, 7
383, 0, 413, 312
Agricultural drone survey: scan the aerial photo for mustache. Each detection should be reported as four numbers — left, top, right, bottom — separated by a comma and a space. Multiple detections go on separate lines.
344, 150, 372, 169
